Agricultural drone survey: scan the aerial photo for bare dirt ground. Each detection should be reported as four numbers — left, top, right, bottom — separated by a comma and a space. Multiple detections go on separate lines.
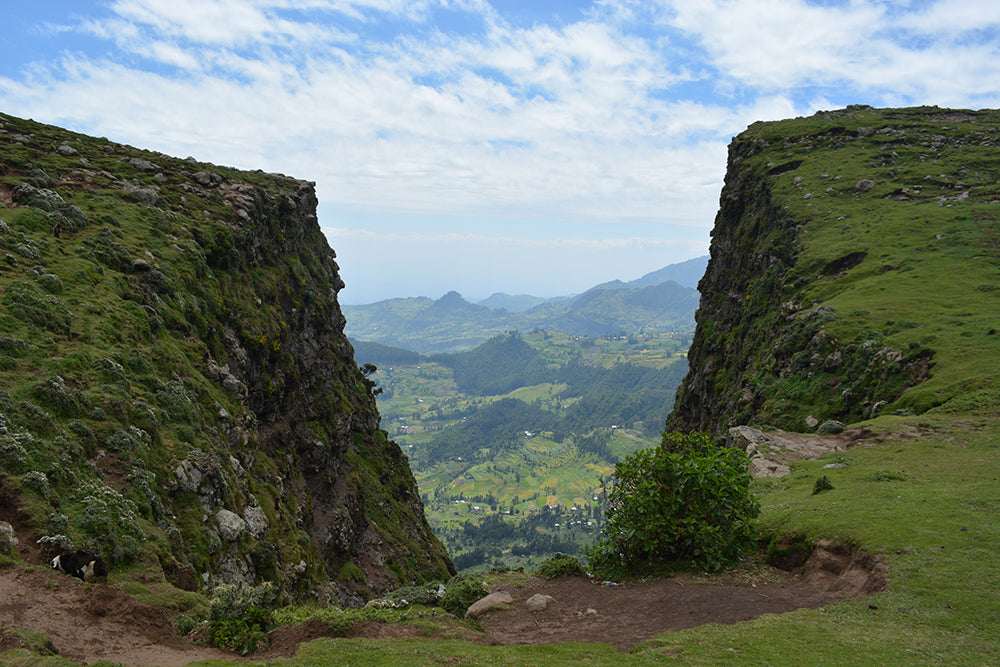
0, 538, 888, 665
478, 548, 886, 652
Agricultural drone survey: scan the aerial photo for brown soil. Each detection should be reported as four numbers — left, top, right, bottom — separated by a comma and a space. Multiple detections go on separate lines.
0, 538, 888, 665
0, 566, 233, 666
478, 542, 888, 652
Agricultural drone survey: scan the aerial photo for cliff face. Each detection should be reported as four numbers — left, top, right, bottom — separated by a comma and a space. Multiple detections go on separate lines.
0, 112, 452, 605
669, 106, 1000, 435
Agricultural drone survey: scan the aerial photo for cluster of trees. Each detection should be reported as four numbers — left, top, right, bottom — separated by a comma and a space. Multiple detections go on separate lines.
410, 333, 686, 465
445, 509, 587, 570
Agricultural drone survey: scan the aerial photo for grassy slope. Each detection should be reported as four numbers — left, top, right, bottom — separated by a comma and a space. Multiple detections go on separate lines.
768, 109, 999, 422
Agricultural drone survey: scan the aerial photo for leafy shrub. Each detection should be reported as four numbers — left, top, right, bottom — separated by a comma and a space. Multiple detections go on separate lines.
817, 419, 846, 435
0, 438, 31, 473
21, 470, 50, 497
868, 469, 907, 482
172, 614, 198, 636
0, 337, 29, 356
3, 281, 73, 335
207, 583, 276, 655
440, 574, 488, 617
73, 481, 144, 564
105, 426, 151, 452
535, 553, 586, 579
37, 534, 75, 554
32, 376, 85, 417
812, 475, 834, 494
585, 432, 760, 575
79, 227, 133, 273
369, 583, 445, 609
35, 272, 64, 294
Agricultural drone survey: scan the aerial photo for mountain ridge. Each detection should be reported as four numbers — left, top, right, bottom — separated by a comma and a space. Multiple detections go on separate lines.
344, 258, 704, 353
668, 104, 1000, 434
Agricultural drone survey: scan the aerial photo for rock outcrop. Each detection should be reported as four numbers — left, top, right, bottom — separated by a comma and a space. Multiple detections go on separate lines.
668, 105, 1000, 434
0, 111, 453, 604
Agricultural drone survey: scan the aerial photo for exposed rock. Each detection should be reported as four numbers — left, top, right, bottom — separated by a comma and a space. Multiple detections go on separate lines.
466, 591, 514, 619
191, 171, 223, 187
667, 110, 940, 434
525, 593, 555, 611
0, 521, 18, 557
128, 157, 159, 172
174, 455, 227, 510
0, 111, 454, 605
243, 501, 269, 540
728, 425, 870, 478
216, 509, 246, 542
121, 180, 160, 205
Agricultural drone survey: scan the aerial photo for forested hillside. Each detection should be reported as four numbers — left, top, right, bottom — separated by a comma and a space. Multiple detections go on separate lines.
355, 329, 690, 570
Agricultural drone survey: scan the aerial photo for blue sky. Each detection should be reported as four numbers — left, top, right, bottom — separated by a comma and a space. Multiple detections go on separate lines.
3, 1, 999, 304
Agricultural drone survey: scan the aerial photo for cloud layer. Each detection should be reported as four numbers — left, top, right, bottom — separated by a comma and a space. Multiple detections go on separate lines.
2, 0, 999, 301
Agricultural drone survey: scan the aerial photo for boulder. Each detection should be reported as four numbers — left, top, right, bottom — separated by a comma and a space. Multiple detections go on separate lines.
465, 591, 513, 619
191, 171, 223, 187
243, 501, 269, 540
0, 521, 18, 557
525, 593, 554, 611
128, 157, 159, 172
216, 509, 246, 542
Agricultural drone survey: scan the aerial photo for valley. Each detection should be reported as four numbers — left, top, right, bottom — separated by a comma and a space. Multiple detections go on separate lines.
354, 329, 693, 570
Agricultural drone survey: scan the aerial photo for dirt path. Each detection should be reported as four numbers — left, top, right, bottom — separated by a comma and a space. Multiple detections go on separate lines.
0, 539, 888, 665
0, 567, 231, 666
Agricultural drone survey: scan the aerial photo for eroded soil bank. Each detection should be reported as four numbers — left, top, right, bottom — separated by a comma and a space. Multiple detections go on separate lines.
0, 539, 888, 664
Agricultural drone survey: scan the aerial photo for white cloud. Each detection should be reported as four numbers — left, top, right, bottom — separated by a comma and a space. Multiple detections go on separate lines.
5, 0, 1000, 301
896, 0, 1000, 35
660, 0, 1000, 106
102, 0, 329, 47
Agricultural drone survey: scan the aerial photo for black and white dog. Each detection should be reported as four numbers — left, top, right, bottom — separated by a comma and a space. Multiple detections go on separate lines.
51, 550, 109, 582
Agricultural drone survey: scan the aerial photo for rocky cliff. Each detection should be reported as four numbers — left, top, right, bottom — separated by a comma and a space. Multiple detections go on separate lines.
668, 106, 1000, 435
0, 112, 453, 605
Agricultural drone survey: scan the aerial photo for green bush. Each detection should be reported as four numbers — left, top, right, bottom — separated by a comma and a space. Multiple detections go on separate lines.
440, 574, 488, 617
370, 583, 444, 609
535, 553, 586, 579
585, 432, 760, 575
172, 613, 197, 636
207, 583, 276, 655
812, 475, 835, 494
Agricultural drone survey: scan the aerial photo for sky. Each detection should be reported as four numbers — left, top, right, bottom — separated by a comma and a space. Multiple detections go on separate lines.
2, 1, 999, 304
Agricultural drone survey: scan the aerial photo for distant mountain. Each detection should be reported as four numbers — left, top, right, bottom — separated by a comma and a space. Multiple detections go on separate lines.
343, 257, 704, 353
627, 255, 708, 290
477, 293, 552, 312
476, 256, 709, 310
